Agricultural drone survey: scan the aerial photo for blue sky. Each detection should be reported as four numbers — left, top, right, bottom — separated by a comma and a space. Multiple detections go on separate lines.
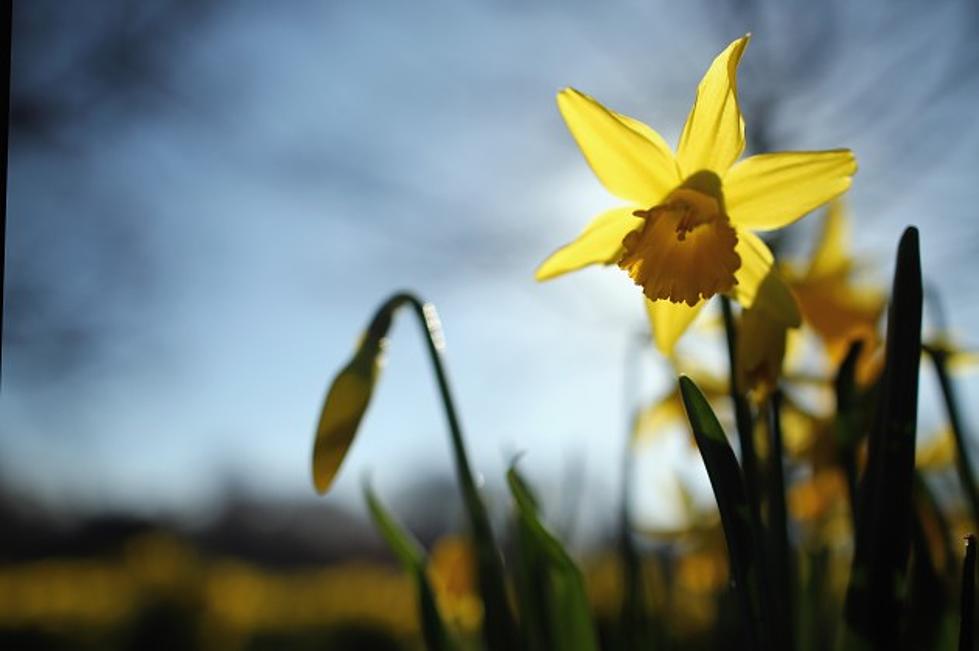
3, 0, 979, 532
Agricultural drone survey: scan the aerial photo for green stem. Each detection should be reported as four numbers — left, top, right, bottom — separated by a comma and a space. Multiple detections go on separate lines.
925, 346, 979, 532
833, 341, 864, 530
961, 535, 976, 651
388, 292, 518, 651
619, 334, 649, 649
720, 296, 761, 511
766, 390, 794, 651
719, 297, 773, 649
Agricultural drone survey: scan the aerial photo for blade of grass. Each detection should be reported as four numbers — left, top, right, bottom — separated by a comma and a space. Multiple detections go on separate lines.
508, 466, 599, 651
364, 481, 455, 651
844, 227, 923, 649
679, 375, 768, 650
510, 470, 553, 651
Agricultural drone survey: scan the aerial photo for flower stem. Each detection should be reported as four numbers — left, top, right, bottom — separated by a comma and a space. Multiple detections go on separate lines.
720, 295, 774, 649
925, 346, 979, 531
389, 292, 518, 651
719, 296, 762, 514
961, 535, 976, 651
619, 333, 651, 648
766, 390, 794, 651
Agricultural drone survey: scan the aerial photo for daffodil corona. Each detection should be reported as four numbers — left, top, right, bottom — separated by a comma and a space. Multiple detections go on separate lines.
537, 35, 857, 354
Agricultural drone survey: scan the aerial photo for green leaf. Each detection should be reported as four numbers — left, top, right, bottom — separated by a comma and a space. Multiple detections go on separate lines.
364, 482, 455, 651
833, 339, 865, 524
844, 227, 923, 649
905, 476, 952, 649
679, 375, 765, 649
511, 472, 553, 651
508, 466, 598, 651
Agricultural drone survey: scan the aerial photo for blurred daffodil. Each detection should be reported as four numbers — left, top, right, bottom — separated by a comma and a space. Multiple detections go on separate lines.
783, 200, 884, 382
537, 35, 856, 354
426, 535, 483, 633
916, 426, 956, 472
788, 469, 849, 529
924, 335, 979, 374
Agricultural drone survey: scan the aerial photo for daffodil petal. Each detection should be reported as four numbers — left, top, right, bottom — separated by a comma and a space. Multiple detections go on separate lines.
536, 207, 643, 281
557, 88, 680, 205
731, 231, 800, 326
724, 150, 857, 230
645, 297, 706, 355
807, 199, 852, 278
676, 36, 749, 176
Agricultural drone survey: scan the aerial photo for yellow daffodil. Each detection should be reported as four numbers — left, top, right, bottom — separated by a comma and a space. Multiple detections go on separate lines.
537, 35, 856, 354
783, 200, 884, 382
916, 426, 956, 472
788, 469, 848, 526
426, 535, 483, 632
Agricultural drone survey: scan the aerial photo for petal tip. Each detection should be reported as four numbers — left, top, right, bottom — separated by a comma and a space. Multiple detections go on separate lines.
534, 262, 556, 282
556, 87, 583, 105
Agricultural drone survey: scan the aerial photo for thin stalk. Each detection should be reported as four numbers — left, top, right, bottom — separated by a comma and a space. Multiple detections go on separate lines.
720, 296, 762, 511
766, 390, 794, 651
719, 296, 773, 648
833, 341, 864, 529
619, 333, 649, 650
0, 0, 11, 388
962, 535, 976, 651
391, 292, 518, 651
925, 346, 979, 531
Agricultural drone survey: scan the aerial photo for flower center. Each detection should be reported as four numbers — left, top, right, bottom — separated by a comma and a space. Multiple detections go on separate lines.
618, 184, 741, 307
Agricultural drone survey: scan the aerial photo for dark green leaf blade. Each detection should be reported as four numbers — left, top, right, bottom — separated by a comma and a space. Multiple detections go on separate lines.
679, 375, 764, 650
844, 226, 923, 649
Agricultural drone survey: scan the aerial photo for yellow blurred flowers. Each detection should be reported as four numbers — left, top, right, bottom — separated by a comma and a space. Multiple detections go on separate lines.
537, 35, 856, 354
783, 200, 884, 381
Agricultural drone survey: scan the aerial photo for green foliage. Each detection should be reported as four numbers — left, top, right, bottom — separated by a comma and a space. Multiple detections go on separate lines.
309, 226, 979, 651
364, 482, 456, 651
679, 375, 767, 650
844, 227, 923, 649
508, 466, 599, 651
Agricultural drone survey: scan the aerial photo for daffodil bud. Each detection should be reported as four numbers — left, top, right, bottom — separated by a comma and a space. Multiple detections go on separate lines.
311, 304, 395, 494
